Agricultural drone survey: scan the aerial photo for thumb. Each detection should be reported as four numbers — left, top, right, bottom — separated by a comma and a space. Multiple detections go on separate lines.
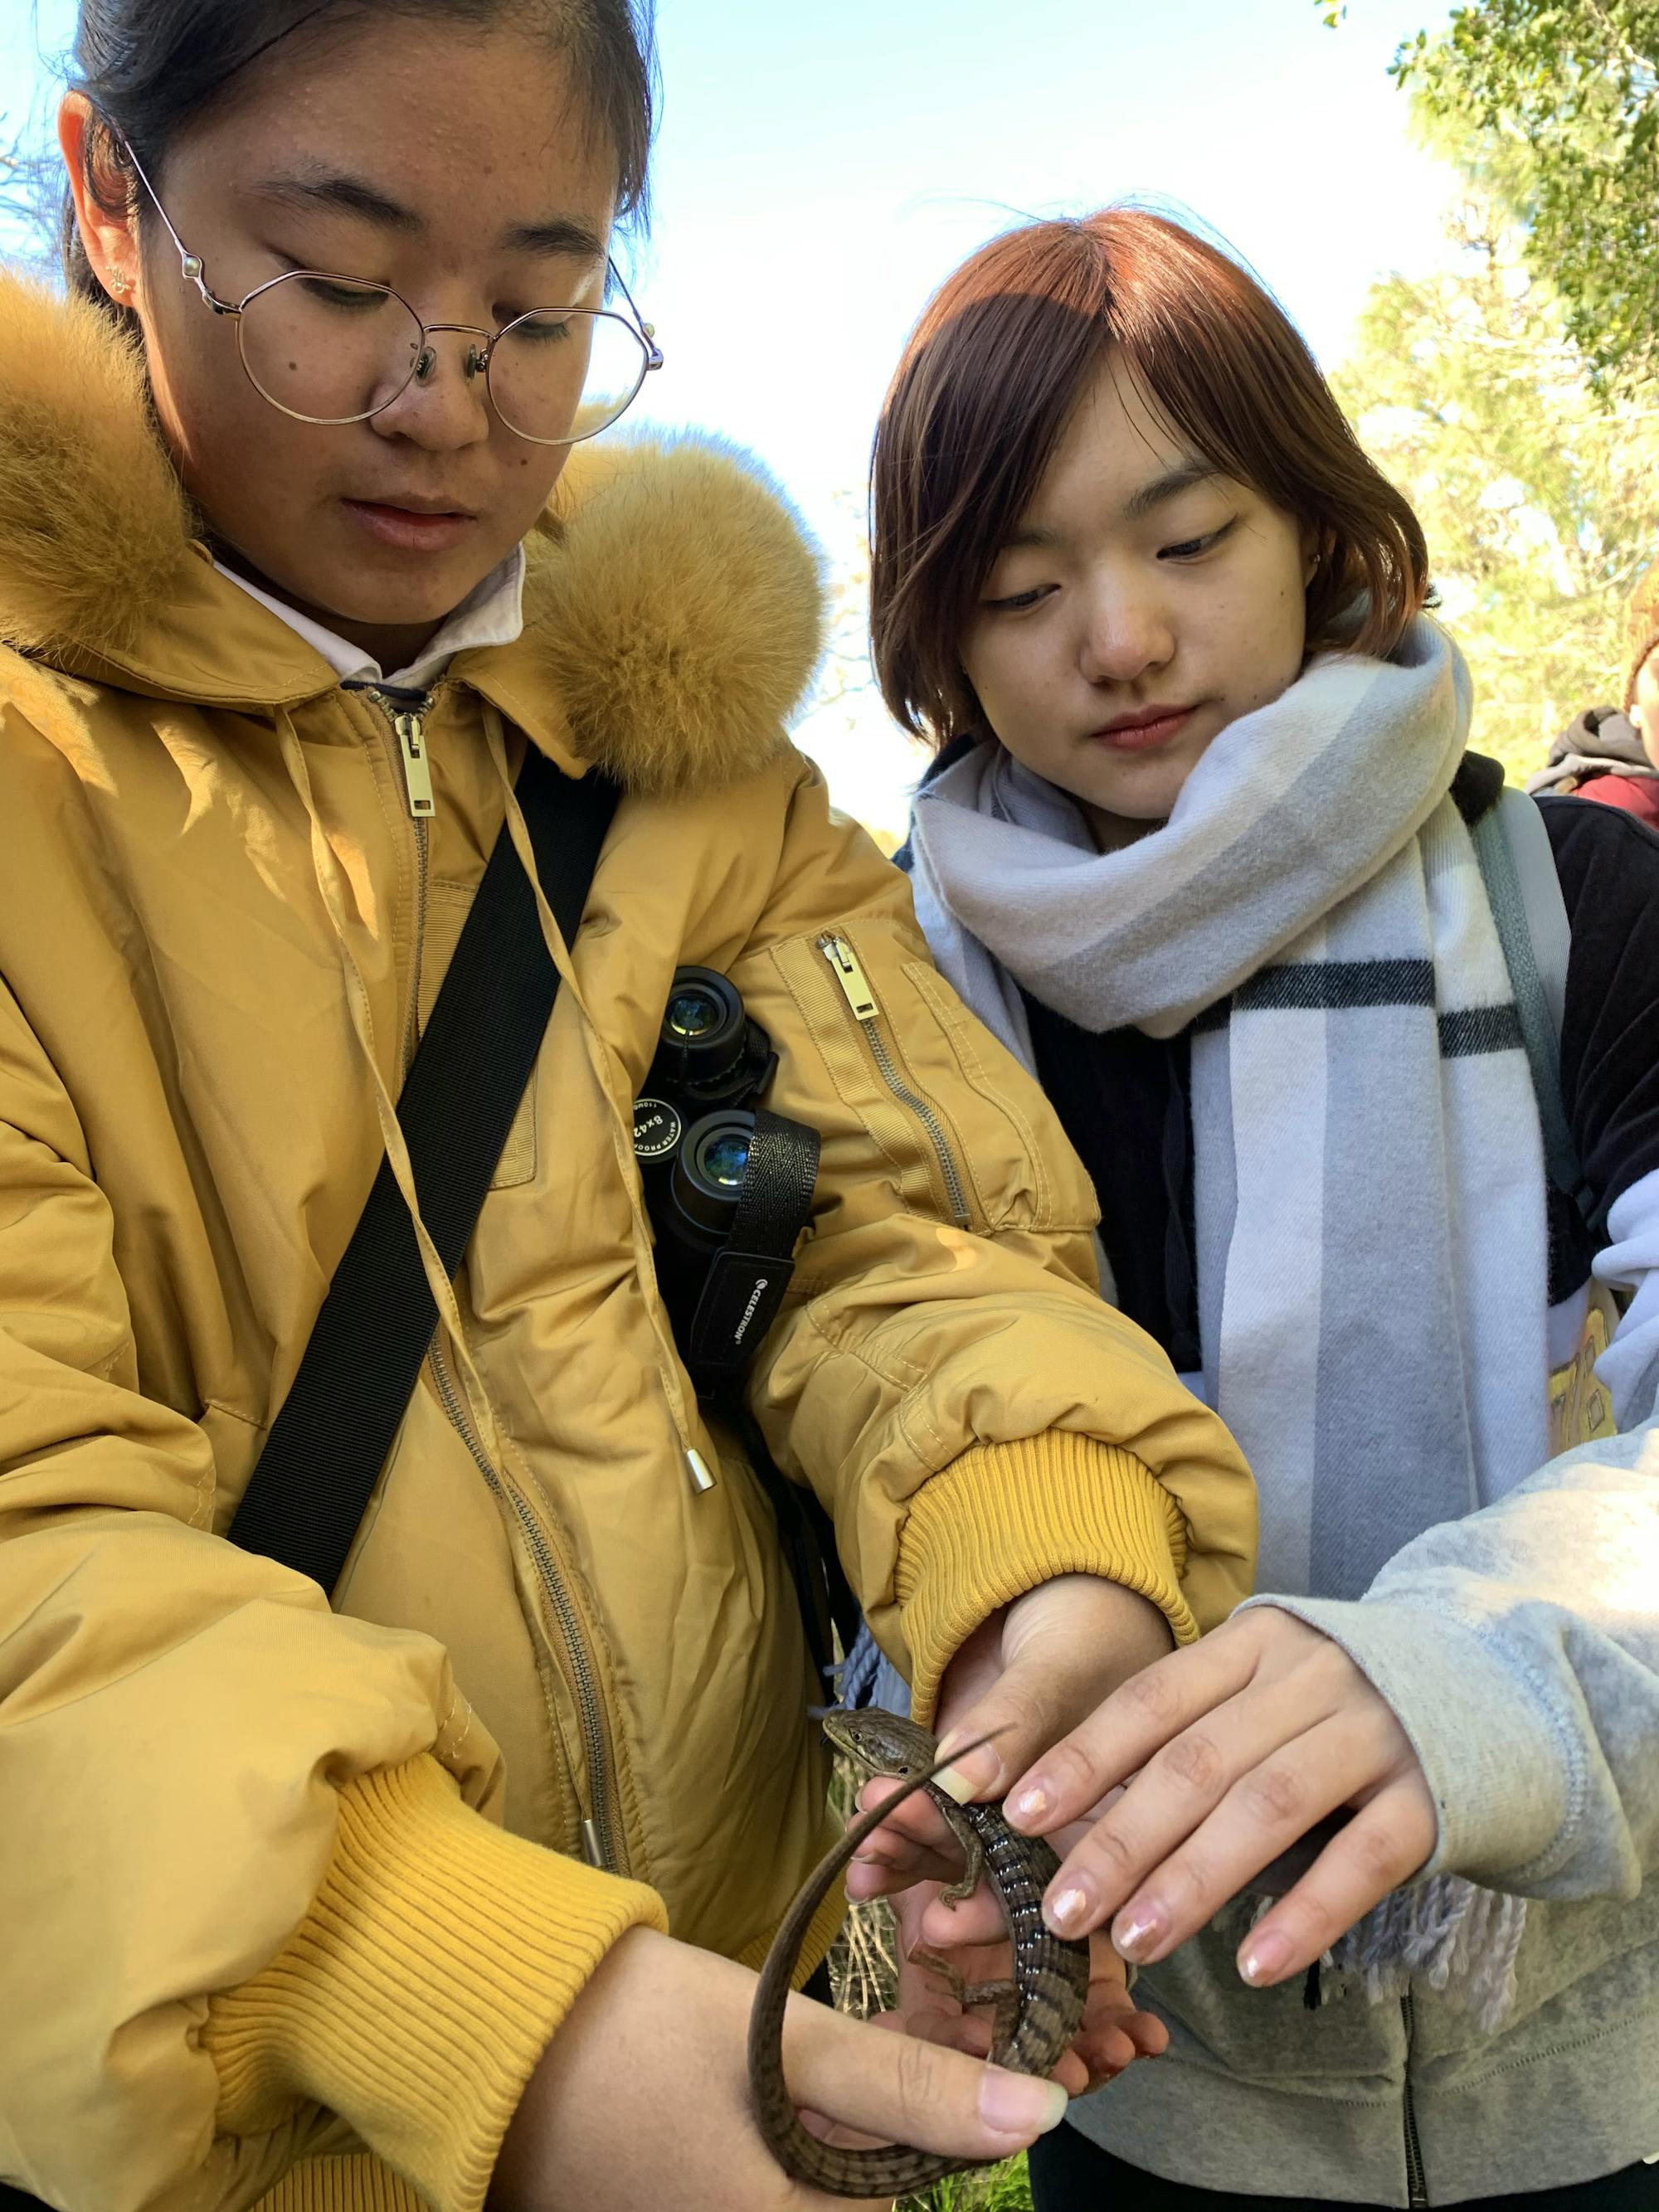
782, 1992, 1068, 2164
932, 1668, 1064, 1804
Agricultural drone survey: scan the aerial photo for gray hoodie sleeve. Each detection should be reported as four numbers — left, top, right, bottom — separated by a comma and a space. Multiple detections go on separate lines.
1240, 1420, 1659, 1903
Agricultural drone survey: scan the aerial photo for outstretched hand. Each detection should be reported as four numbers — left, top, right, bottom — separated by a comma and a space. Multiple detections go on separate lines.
852, 1606, 1438, 1992
1007, 1607, 1438, 1983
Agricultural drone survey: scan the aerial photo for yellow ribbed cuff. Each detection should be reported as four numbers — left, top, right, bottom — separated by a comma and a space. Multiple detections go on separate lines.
897, 1432, 1198, 1721
206, 1755, 667, 2212
254, 2155, 425, 2212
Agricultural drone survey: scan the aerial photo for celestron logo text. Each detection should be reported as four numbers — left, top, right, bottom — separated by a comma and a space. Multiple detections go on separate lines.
733, 1276, 771, 1344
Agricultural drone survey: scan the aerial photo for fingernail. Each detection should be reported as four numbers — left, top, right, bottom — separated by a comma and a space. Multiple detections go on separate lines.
1009, 1784, 1050, 1827
1240, 1930, 1292, 1984
1112, 1902, 1168, 1962
978, 2067, 1068, 2137
932, 1738, 1000, 1801
1045, 1882, 1093, 1935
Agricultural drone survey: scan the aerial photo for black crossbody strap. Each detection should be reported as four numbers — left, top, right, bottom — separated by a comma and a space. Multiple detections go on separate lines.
229, 747, 620, 1589
684, 1106, 820, 1381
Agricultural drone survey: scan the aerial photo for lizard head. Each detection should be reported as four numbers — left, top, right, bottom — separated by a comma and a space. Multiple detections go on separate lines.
820, 1705, 938, 1778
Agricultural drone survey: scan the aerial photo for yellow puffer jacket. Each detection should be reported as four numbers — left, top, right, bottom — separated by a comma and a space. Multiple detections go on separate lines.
0, 278, 1256, 2212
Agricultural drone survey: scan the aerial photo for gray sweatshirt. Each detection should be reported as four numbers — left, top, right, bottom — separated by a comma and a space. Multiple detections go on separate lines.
1072, 1418, 1659, 2205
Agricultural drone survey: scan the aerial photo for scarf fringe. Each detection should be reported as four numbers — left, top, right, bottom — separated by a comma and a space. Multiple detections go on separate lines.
1260, 1878, 1526, 2032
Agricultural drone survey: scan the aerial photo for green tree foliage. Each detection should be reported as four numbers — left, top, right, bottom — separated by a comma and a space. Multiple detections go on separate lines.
1335, 180, 1659, 779
1319, 2, 1659, 396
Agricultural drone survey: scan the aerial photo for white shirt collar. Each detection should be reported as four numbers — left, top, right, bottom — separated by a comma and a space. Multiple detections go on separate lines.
213, 544, 528, 690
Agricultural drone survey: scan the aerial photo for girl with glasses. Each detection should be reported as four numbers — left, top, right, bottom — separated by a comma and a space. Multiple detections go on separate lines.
0, 12, 1262, 2212
849, 207, 1659, 2212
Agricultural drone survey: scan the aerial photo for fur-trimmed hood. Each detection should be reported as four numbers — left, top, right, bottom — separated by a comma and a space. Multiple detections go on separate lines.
0, 274, 825, 797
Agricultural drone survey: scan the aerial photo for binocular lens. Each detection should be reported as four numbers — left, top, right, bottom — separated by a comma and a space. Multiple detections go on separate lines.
697, 1127, 752, 1190
669, 1108, 757, 1244
654, 965, 751, 1093
665, 983, 726, 1041
649, 966, 776, 1116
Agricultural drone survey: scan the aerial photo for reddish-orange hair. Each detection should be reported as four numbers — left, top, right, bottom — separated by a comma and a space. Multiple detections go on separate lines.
870, 207, 1430, 747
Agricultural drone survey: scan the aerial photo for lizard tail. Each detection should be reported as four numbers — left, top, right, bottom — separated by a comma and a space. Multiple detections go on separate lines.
745, 1736, 1002, 2199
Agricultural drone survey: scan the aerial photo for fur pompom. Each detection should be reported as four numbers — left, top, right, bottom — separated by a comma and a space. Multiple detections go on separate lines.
529, 435, 828, 797
0, 275, 194, 660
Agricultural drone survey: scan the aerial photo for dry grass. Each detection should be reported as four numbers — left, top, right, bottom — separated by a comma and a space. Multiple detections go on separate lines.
826, 1885, 902, 2019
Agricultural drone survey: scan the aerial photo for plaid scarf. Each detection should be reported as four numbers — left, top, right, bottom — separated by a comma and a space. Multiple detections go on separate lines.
907, 618, 1552, 1600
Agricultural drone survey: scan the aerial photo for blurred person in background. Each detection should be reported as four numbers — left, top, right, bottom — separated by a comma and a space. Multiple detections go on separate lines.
1530, 564, 1659, 830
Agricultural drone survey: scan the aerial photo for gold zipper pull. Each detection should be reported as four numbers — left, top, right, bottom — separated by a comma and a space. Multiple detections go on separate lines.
820, 933, 879, 1021
393, 707, 435, 819
820, 928, 975, 1229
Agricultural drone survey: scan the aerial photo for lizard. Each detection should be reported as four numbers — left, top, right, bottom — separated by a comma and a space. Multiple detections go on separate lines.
747, 1706, 1092, 2201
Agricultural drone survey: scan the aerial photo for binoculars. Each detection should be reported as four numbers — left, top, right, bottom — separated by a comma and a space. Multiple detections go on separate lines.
633, 968, 817, 1384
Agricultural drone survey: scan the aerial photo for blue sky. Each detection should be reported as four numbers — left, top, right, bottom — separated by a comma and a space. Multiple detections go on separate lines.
2, 0, 1457, 829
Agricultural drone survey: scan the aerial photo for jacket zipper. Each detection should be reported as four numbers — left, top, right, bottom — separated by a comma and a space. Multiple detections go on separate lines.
1401, 1993, 1428, 2206
368, 691, 435, 1072
428, 1334, 622, 1871
818, 932, 972, 1228
366, 688, 623, 1872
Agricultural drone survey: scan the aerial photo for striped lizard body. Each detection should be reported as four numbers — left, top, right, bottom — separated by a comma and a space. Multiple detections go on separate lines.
747, 1708, 1090, 2200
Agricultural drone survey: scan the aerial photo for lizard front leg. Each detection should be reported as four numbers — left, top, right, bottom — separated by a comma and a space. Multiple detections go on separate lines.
930, 1794, 986, 1910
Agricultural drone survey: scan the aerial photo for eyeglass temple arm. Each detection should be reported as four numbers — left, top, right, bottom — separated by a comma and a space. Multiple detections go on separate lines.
607, 256, 664, 370
114, 129, 240, 315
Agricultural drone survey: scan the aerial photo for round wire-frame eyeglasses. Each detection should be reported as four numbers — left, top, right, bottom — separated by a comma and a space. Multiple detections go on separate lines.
116, 135, 664, 446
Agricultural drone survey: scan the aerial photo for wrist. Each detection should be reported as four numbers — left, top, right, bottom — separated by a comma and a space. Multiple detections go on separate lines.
1096, 1573, 1178, 1660
489, 1925, 665, 2211
1019, 1571, 1175, 1680
937, 1573, 1181, 1798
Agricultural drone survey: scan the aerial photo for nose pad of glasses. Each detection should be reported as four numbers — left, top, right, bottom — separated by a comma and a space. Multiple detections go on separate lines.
462, 344, 489, 381
413, 347, 438, 385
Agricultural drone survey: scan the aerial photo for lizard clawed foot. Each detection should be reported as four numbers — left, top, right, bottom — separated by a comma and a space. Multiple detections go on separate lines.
906, 1944, 1017, 2016
907, 1945, 1023, 2065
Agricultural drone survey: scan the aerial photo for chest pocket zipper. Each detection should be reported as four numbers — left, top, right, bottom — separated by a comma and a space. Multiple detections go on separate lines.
818, 932, 973, 1229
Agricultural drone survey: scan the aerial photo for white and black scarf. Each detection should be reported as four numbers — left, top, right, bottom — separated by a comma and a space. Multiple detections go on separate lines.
895, 618, 1546, 2024
907, 617, 1552, 1601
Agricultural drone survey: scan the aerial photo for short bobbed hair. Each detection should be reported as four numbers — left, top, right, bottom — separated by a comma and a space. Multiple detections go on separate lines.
870, 208, 1431, 748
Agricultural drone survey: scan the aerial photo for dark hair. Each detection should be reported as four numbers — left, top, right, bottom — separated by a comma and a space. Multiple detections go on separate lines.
62, 0, 657, 319
870, 208, 1431, 749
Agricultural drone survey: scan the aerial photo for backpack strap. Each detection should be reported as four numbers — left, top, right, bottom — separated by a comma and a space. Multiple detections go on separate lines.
1469, 787, 1594, 1229
229, 746, 620, 1590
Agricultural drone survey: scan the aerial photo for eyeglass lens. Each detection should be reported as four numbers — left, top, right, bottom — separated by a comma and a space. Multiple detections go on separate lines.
236, 273, 649, 441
